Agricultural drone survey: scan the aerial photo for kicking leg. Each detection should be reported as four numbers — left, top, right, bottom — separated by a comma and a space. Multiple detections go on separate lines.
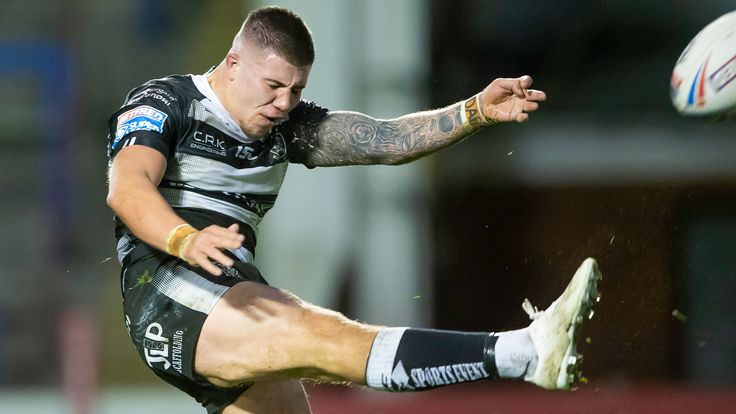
195, 281, 521, 393
195, 257, 601, 411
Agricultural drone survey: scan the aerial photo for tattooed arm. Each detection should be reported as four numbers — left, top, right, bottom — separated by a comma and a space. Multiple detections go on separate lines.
305, 103, 467, 166
299, 75, 547, 167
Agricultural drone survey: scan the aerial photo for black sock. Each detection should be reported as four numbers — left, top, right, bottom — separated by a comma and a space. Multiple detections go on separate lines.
365, 328, 498, 391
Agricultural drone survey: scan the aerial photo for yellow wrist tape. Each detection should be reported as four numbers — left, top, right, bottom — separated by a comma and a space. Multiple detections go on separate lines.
461, 93, 496, 128
165, 224, 198, 259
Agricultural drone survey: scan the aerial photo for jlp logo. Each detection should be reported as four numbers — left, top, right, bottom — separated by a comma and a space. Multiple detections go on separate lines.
143, 323, 171, 369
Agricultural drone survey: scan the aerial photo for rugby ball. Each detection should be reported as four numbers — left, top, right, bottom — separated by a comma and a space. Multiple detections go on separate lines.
670, 10, 736, 117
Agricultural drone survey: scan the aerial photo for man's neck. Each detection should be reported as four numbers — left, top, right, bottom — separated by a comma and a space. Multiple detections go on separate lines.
206, 64, 227, 110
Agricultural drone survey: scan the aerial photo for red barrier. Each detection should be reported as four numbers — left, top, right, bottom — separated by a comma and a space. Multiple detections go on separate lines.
307, 382, 736, 414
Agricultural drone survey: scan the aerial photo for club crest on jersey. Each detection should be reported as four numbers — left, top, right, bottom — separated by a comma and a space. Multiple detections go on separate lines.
114, 105, 168, 145
270, 131, 287, 161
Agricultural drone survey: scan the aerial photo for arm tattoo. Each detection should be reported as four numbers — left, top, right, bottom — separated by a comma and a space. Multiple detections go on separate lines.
302, 102, 478, 167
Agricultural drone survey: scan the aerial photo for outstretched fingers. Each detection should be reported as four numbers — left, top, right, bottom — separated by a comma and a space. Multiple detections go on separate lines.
480, 75, 547, 123
525, 89, 547, 102
180, 224, 245, 275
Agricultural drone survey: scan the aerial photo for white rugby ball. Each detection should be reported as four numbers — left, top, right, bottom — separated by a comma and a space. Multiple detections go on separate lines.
670, 10, 736, 117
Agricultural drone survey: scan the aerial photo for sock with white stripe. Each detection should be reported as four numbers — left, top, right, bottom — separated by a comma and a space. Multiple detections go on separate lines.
365, 327, 537, 391
365, 328, 491, 391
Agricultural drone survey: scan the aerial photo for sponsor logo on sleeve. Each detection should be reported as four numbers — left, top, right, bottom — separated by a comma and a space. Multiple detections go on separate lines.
133, 88, 178, 106
114, 105, 168, 147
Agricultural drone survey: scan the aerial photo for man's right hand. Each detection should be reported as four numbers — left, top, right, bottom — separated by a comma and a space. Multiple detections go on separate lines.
180, 223, 245, 276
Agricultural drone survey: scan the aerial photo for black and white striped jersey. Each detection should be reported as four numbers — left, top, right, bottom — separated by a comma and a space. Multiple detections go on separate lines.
107, 73, 328, 258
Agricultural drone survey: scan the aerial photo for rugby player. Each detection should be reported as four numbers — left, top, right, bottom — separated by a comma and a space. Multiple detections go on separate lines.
106, 6, 600, 413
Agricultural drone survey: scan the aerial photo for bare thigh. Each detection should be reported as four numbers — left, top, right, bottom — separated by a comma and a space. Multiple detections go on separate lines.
194, 280, 378, 388
222, 379, 311, 414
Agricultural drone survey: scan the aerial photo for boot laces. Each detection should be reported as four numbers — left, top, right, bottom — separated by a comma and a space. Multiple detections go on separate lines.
522, 298, 544, 320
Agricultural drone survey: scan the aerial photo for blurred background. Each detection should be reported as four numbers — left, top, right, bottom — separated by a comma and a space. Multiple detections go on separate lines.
1, 0, 735, 412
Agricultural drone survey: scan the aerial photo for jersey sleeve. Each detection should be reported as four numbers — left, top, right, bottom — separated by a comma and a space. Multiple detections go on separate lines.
106, 80, 183, 160
282, 100, 330, 167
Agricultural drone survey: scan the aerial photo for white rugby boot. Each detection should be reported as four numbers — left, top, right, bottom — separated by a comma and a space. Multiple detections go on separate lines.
523, 257, 602, 389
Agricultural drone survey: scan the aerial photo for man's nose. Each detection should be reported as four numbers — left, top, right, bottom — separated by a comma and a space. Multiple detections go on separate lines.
273, 90, 296, 112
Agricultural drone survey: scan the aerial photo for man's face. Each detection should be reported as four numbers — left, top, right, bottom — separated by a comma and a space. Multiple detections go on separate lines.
225, 42, 311, 138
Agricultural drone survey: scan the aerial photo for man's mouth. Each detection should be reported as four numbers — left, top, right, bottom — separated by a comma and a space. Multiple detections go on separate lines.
262, 114, 283, 125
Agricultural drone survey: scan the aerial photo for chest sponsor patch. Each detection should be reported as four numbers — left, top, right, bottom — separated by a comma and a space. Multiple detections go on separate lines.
114, 105, 168, 145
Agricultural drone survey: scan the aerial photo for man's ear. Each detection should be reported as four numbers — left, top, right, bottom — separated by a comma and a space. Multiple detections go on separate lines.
225, 53, 240, 80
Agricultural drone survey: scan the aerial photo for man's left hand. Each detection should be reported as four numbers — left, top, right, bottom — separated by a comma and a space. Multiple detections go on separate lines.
478, 75, 547, 123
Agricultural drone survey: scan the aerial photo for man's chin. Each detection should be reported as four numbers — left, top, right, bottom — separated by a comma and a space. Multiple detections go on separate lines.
244, 125, 272, 139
